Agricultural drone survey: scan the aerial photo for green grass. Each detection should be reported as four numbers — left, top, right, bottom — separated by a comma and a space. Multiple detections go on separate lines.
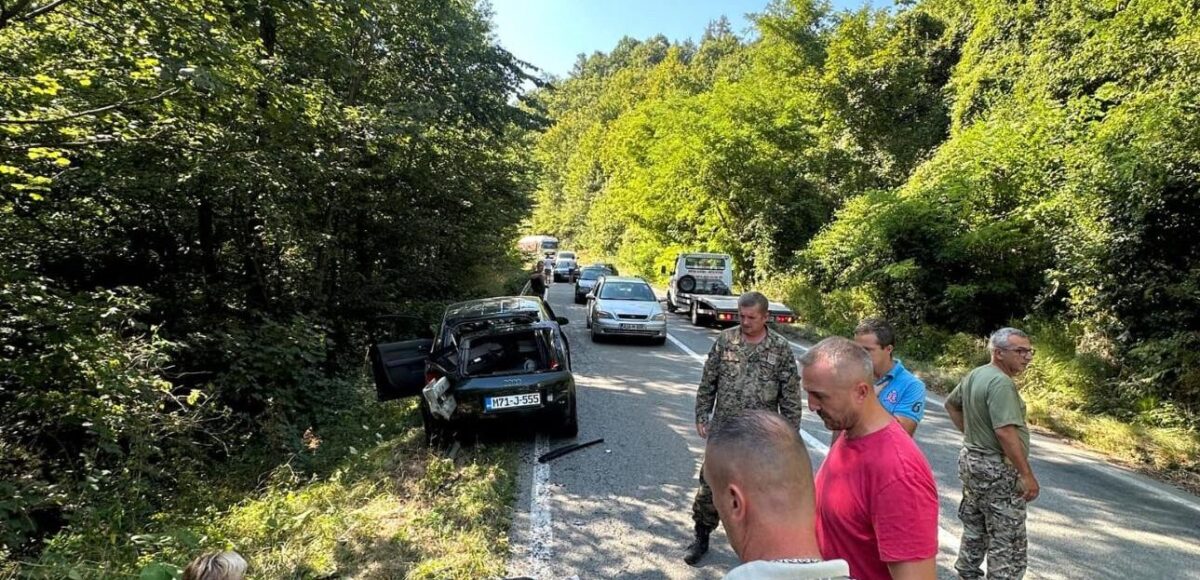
9, 394, 520, 580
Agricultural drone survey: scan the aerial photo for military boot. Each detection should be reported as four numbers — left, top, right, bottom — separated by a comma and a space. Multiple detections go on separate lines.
683, 525, 711, 566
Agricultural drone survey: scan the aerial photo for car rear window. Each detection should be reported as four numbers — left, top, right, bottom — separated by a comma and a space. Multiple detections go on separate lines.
684, 257, 726, 270
461, 328, 554, 377
579, 268, 606, 280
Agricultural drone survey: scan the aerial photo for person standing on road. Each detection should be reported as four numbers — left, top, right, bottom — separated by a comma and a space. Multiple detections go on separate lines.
802, 337, 938, 580
853, 318, 927, 435
686, 291, 804, 566
528, 263, 547, 300
705, 410, 852, 580
945, 327, 1039, 580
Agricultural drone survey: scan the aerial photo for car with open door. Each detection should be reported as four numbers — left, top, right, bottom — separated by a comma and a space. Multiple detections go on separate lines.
369, 297, 577, 444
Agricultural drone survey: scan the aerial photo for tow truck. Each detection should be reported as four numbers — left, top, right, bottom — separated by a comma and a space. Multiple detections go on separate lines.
661, 252, 797, 327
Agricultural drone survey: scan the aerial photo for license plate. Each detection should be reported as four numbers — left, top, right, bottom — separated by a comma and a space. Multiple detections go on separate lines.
485, 393, 541, 411
620, 323, 641, 330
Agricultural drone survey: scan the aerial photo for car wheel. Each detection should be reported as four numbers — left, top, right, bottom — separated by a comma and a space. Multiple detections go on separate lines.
590, 325, 600, 342
653, 336, 667, 346
691, 303, 701, 326
553, 395, 579, 438
666, 293, 677, 313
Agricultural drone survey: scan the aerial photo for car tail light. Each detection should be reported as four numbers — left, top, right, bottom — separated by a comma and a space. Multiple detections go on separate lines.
424, 370, 438, 384
719, 313, 734, 321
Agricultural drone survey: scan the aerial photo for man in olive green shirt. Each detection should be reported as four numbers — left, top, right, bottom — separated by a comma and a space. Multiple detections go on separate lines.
945, 328, 1039, 580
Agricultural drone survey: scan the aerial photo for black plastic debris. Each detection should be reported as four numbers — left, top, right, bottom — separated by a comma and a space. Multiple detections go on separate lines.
538, 438, 604, 463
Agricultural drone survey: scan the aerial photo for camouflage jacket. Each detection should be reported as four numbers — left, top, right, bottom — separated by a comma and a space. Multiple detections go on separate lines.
695, 327, 803, 430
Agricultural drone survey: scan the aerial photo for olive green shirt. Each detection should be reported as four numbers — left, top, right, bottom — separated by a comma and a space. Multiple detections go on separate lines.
695, 327, 803, 430
947, 363, 1030, 459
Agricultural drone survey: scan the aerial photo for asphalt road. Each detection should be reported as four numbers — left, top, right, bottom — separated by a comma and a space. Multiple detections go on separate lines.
506, 282, 1200, 579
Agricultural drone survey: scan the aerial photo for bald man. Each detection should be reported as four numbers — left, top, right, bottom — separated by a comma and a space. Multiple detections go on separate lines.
704, 410, 852, 579
801, 337, 938, 580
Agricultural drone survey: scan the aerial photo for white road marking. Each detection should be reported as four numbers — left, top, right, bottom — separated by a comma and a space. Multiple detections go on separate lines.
529, 433, 553, 574
666, 332, 705, 360
669, 330, 961, 556
787, 340, 810, 353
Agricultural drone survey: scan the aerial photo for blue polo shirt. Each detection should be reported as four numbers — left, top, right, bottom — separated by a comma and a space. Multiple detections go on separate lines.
876, 359, 926, 424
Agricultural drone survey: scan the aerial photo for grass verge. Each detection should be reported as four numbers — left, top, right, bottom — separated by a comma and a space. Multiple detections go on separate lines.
8, 392, 520, 579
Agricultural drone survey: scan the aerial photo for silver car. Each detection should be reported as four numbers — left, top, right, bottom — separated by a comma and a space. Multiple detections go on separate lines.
585, 276, 667, 345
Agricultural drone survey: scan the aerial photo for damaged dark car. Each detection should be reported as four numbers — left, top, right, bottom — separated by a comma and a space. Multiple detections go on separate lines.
369, 297, 578, 443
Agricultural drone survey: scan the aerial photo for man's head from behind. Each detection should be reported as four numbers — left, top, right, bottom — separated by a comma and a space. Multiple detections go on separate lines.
800, 336, 876, 431
704, 410, 815, 562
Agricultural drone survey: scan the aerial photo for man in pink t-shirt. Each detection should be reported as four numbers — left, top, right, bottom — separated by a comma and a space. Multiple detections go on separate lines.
800, 337, 939, 580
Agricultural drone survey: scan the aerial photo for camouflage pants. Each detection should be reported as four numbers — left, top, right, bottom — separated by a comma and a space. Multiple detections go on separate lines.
955, 448, 1028, 579
691, 467, 720, 533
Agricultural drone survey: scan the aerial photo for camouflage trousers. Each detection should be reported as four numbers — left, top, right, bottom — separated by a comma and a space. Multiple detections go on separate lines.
955, 448, 1028, 579
691, 467, 720, 534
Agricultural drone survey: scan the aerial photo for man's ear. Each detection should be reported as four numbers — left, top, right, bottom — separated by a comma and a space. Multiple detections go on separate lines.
883, 344, 894, 358
728, 483, 747, 521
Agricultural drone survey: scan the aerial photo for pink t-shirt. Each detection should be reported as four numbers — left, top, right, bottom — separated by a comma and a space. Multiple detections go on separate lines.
815, 420, 939, 580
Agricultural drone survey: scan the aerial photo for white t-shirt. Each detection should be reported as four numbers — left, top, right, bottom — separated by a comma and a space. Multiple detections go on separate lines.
723, 558, 853, 580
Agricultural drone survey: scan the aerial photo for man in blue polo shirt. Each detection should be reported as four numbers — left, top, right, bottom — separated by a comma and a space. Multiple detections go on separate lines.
852, 318, 926, 435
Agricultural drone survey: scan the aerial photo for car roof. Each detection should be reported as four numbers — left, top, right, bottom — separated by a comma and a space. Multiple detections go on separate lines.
444, 297, 545, 322
598, 276, 648, 284
679, 253, 730, 259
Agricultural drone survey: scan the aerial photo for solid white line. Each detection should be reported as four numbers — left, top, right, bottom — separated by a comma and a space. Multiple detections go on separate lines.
800, 428, 829, 454
529, 433, 553, 573
788, 340, 811, 353
666, 332, 705, 361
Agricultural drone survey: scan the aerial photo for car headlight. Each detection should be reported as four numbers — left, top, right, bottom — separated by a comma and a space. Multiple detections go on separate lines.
595, 310, 615, 319
651, 313, 666, 321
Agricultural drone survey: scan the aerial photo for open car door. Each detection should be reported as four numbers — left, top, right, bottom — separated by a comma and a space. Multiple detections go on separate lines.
369, 315, 435, 401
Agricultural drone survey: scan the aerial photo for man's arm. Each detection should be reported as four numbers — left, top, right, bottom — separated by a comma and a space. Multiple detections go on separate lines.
775, 346, 804, 428
944, 384, 964, 432
695, 339, 723, 438
896, 416, 919, 435
995, 425, 1039, 501
887, 559, 936, 580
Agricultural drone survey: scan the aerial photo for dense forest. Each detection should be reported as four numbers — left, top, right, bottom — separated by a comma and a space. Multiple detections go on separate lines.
531, 0, 1199, 479
4, 0, 1200, 576
1, 0, 535, 576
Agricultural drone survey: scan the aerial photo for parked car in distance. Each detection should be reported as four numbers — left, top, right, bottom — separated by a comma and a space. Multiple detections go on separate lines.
553, 258, 578, 282
369, 297, 577, 443
589, 262, 619, 276
573, 265, 612, 304
585, 276, 667, 345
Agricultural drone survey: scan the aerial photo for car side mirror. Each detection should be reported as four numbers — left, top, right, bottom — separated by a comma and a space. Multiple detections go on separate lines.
586, 293, 595, 300
556, 316, 570, 325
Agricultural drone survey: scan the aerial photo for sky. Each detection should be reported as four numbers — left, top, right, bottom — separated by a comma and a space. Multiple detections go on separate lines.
488, 0, 874, 79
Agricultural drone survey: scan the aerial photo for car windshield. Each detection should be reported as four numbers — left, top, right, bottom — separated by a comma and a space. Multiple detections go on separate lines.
558, 252, 575, 260
541, 240, 558, 250
599, 282, 656, 301
579, 268, 606, 281
684, 257, 726, 270
556, 260, 575, 269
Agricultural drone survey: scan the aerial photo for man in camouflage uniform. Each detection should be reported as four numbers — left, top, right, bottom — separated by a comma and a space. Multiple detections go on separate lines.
685, 291, 804, 565
945, 328, 1040, 579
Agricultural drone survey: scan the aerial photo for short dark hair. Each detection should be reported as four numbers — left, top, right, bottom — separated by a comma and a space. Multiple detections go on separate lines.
737, 291, 769, 314
854, 318, 895, 349
706, 410, 813, 494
